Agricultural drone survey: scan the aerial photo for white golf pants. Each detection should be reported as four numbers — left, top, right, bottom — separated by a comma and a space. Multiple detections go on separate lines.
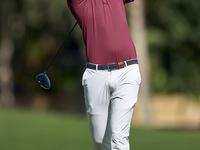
82, 64, 141, 150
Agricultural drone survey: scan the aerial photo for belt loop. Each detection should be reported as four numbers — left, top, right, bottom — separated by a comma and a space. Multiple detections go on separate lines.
96, 64, 98, 71
124, 61, 127, 67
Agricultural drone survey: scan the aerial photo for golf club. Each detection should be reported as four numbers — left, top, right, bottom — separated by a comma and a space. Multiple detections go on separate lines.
36, 22, 78, 89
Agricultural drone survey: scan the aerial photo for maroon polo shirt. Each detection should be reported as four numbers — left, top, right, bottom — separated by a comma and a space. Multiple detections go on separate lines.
67, 0, 137, 65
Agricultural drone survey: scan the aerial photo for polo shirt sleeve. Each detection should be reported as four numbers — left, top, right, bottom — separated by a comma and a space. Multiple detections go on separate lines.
123, 0, 134, 4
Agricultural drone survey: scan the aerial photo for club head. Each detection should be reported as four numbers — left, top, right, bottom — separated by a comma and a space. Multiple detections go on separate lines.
36, 73, 51, 89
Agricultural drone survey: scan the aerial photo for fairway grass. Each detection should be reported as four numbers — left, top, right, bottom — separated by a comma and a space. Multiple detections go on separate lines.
0, 108, 200, 150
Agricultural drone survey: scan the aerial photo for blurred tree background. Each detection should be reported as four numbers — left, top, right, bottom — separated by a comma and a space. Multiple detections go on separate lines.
0, 0, 85, 112
0, 0, 200, 113
146, 0, 200, 95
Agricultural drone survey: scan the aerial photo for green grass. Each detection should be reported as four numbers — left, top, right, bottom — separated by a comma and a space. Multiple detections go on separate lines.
0, 108, 200, 150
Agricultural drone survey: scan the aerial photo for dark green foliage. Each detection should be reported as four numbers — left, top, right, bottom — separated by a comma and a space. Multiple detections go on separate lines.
0, 0, 82, 93
146, 0, 200, 95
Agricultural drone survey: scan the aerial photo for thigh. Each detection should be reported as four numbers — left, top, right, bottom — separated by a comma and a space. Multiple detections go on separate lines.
109, 65, 141, 147
110, 83, 139, 137
82, 69, 111, 114
82, 69, 111, 146
110, 64, 141, 111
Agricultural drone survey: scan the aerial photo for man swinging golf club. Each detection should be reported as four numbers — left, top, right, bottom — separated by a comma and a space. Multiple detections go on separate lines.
67, 0, 141, 150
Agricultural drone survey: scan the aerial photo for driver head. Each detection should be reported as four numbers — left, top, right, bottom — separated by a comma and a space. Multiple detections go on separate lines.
36, 73, 51, 89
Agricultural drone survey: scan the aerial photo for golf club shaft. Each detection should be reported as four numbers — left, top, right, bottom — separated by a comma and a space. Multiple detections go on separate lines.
44, 22, 78, 73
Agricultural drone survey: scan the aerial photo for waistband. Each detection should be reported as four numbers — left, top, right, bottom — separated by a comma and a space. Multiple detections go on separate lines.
86, 59, 138, 71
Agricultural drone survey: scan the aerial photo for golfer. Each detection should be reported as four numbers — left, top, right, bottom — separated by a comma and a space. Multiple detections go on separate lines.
67, 0, 141, 150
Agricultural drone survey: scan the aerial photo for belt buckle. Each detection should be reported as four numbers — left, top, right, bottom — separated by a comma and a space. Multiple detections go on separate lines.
107, 64, 112, 71
118, 62, 126, 69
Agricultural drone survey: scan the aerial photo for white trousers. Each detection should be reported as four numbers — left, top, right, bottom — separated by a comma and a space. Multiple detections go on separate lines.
82, 64, 141, 150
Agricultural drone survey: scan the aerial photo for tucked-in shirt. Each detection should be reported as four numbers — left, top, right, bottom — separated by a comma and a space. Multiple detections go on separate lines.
67, 0, 137, 65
